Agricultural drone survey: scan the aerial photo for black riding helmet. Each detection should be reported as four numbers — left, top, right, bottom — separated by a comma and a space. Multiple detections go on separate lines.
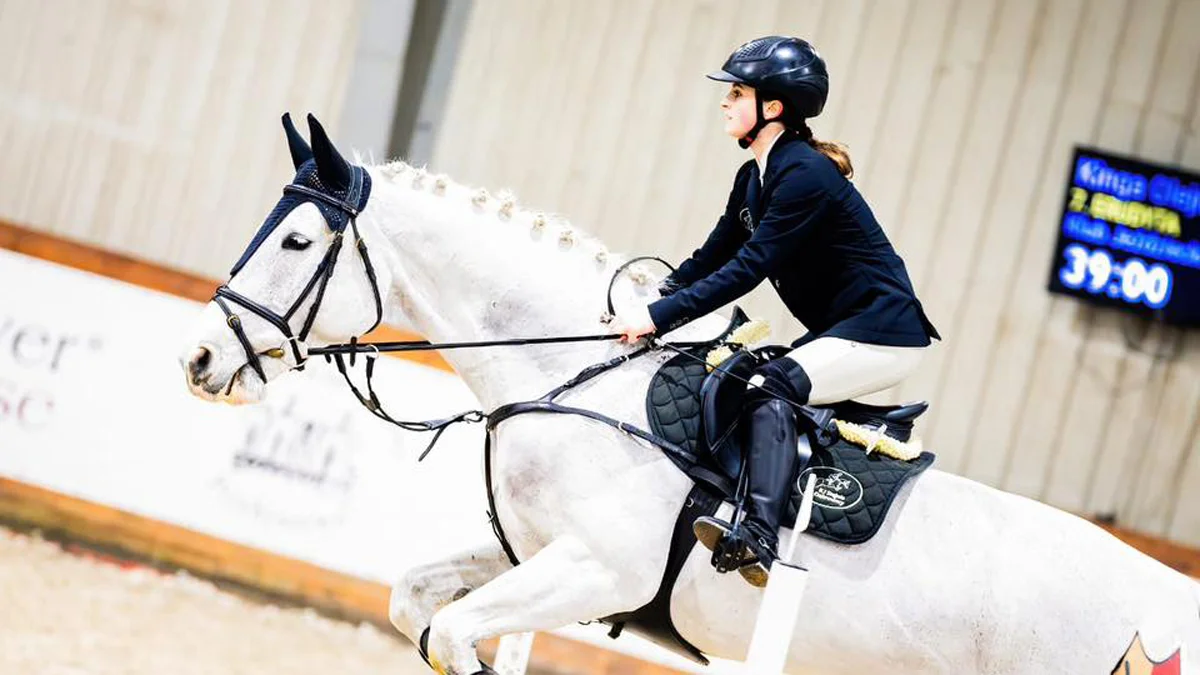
709, 36, 829, 148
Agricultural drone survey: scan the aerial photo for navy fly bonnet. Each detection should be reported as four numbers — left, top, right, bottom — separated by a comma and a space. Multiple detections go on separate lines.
212, 113, 383, 386
229, 159, 371, 276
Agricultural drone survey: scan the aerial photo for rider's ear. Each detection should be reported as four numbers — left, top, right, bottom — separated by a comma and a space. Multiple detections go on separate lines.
282, 113, 313, 170
307, 113, 353, 193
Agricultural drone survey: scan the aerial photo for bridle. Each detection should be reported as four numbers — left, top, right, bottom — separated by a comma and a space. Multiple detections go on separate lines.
212, 164, 383, 384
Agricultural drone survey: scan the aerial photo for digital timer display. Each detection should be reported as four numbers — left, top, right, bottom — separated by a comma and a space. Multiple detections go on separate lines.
1047, 147, 1200, 326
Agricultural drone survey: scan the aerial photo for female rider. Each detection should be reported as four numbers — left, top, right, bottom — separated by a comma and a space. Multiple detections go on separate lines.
612, 36, 940, 587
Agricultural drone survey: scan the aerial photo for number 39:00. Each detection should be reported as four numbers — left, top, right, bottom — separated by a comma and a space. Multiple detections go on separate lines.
1059, 244, 1173, 309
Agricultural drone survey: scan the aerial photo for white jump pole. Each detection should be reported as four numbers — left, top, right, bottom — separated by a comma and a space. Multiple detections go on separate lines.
742, 473, 818, 674
492, 632, 536, 675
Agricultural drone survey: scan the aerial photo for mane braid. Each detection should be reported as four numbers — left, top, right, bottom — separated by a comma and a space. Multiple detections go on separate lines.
371, 160, 665, 287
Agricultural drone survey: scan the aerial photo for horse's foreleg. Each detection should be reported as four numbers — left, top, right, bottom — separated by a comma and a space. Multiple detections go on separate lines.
387, 542, 513, 658
425, 535, 653, 675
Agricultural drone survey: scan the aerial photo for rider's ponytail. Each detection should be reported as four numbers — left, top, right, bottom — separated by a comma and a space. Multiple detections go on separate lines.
763, 92, 854, 178
798, 122, 853, 178
770, 101, 854, 178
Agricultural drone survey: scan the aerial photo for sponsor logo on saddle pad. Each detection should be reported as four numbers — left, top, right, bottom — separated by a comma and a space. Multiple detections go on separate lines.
1111, 632, 1182, 675
796, 467, 863, 511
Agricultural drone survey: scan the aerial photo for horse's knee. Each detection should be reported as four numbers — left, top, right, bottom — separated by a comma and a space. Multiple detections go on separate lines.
389, 565, 473, 644
389, 563, 437, 637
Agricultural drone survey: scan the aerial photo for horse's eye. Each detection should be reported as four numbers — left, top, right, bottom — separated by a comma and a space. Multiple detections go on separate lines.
282, 233, 312, 251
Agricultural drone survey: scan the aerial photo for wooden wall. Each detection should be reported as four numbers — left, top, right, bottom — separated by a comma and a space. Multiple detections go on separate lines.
431, 0, 1200, 545
0, 0, 361, 277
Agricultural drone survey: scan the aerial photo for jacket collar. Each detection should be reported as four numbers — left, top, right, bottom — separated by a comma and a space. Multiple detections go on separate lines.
754, 129, 787, 179
759, 128, 802, 185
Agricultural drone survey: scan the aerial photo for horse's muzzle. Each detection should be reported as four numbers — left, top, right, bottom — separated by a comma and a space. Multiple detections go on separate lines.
184, 346, 213, 387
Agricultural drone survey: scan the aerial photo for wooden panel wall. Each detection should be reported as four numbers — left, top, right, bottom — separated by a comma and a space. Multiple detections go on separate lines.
432, 0, 1200, 544
0, 0, 361, 277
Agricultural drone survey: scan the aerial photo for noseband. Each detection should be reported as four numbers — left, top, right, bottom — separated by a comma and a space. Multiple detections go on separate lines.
213, 165, 382, 383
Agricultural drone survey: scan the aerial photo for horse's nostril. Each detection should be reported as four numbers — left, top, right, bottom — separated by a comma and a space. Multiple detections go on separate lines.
188, 347, 213, 383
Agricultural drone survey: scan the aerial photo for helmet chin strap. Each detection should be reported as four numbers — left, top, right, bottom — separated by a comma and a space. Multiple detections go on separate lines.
739, 93, 782, 149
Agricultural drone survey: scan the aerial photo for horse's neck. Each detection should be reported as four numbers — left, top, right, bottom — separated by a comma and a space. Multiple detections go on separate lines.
370, 171, 634, 408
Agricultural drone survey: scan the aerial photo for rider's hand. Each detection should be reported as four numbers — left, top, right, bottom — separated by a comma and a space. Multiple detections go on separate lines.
610, 304, 657, 343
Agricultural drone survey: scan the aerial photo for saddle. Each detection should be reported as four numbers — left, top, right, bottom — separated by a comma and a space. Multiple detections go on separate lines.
646, 312, 932, 501
611, 310, 937, 665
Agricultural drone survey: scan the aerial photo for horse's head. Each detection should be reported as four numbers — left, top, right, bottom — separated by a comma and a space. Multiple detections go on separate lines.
180, 114, 394, 404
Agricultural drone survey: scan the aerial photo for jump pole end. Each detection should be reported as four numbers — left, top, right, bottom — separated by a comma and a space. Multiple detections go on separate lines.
493, 632, 536, 675
743, 474, 818, 674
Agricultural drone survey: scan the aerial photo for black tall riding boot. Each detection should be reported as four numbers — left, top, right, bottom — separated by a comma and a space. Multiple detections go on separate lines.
693, 357, 811, 586
735, 397, 800, 586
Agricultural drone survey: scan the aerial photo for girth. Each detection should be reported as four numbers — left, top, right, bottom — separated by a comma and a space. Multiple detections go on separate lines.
478, 315, 749, 667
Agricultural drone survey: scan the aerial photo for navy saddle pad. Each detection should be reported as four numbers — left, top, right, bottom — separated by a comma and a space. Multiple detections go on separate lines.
646, 337, 935, 546
786, 440, 934, 545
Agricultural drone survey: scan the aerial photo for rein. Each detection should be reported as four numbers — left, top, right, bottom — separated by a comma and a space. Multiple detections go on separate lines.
213, 176, 748, 468
213, 163, 685, 459
281, 256, 687, 460
309, 331, 633, 462
307, 332, 623, 357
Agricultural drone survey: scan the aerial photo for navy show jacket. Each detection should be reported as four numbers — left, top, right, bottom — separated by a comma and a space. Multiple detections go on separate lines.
648, 131, 940, 347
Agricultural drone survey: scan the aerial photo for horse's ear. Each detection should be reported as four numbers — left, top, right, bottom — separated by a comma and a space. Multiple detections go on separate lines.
281, 113, 312, 169
307, 113, 352, 192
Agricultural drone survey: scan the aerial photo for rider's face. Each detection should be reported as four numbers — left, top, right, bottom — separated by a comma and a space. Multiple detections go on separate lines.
721, 84, 757, 138
720, 84, 783, 140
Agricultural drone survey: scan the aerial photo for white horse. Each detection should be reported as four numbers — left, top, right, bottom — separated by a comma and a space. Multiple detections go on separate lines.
180, 115, 1200, 674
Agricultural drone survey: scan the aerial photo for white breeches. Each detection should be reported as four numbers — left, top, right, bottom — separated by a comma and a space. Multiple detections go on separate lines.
784, 336, 927, 404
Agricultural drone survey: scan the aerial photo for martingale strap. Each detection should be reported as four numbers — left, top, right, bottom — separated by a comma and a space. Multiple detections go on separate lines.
329, 346, 486, 460
310, 253, 683, 459
325, 342, 677, 467
324, 332, 729, 569
487, 400, 697, 468
322, 339, 677, 568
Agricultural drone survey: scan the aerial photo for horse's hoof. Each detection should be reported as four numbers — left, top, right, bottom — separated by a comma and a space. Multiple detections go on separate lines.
693, 516, 732, 552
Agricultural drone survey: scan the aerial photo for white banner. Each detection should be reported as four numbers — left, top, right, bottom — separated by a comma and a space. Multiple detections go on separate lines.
0, 248, 499, 577
0, 249, 726, 673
